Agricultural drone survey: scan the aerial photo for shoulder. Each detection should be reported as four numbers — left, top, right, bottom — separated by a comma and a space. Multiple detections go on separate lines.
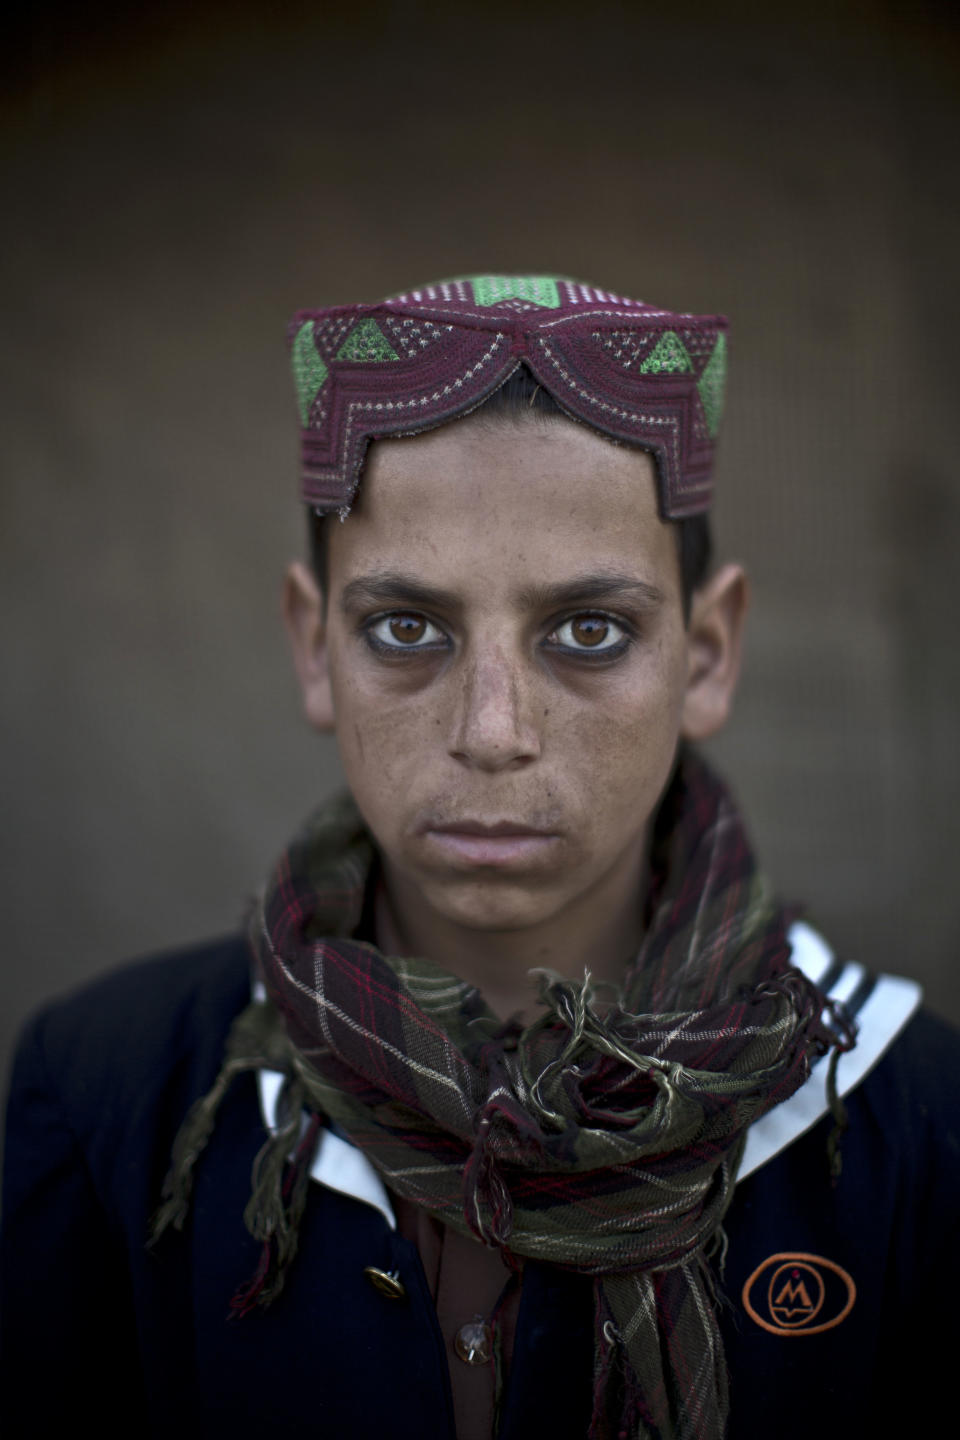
737, 1000, 960, 1225
856, 1004, 960, 1158
21, 931, 252, 1062
9, 934, 251, 1143
868, 1001, 960, 1078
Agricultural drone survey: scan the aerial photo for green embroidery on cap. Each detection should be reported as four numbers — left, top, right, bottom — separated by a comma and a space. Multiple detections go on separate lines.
336, 318, 401, 363
697, 333, 727, 437
639, 331, 693, 376
292, 321, 329, 425
470, 276, 562, 309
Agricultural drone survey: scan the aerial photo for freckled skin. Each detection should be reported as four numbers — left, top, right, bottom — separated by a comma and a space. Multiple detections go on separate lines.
287, 413, 744, 1018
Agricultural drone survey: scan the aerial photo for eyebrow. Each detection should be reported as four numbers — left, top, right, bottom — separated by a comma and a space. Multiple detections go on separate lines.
517, 573, 666, 611
340, 572, 462, 615
339, 569, 666, 615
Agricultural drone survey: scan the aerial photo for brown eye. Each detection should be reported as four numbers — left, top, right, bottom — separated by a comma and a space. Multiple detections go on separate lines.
388, 615, 426, 644
570, 616, 609, 647
549, 614, 627, 655
368, 613, 445, 651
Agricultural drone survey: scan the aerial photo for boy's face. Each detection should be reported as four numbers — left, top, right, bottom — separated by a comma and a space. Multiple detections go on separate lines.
287, 413, 743, 939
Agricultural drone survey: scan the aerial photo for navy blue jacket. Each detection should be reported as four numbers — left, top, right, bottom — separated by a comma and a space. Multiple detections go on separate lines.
2, 934, 958, 1438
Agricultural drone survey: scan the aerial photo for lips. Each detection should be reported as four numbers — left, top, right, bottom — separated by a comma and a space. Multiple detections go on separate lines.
422, 818, 561, 867
431, 820, 555, 837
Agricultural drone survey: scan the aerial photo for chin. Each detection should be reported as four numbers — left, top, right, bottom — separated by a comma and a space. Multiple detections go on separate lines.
417, 874, 571, 934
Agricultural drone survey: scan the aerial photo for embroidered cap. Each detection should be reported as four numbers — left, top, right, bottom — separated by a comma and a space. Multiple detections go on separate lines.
289, 275, 728, 519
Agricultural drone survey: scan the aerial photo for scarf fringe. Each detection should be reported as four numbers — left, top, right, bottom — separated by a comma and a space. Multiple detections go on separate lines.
151, 1001, 324, 1316
150, 1055, 253, 1241
590, 1287, 622, 1438
231, 1105, 322, 1315
151, 1001, 284, 1245
822, 995, 858, 1183
463, 1107, 515, 1246
591, 1285, 658, 1440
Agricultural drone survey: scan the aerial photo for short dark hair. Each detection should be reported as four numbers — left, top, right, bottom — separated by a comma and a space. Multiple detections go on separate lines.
308, 366, 712, 617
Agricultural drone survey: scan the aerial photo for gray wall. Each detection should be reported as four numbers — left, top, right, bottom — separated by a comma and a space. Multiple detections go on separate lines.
3, 1, 959, 1095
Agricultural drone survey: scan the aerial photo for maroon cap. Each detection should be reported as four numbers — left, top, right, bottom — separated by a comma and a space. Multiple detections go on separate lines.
288, 275, 728, 519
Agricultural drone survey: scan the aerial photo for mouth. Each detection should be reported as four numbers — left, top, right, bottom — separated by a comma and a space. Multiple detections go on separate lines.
421, 818, 561, 868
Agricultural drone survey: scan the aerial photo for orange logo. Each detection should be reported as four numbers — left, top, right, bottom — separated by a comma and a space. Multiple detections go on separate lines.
742, 1252, 856, 1336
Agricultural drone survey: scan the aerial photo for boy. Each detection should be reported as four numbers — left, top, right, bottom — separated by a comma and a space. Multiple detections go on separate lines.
2, 276, 957, 1439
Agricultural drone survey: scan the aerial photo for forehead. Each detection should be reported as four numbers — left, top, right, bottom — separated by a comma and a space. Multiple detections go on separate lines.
326, 413, 680, 597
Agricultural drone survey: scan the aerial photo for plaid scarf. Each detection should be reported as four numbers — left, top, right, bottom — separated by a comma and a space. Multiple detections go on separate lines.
154, 751, 837, 1440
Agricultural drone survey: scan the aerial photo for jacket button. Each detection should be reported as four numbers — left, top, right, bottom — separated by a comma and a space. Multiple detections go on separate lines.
454, 1317, 493, 1365
363, 1266, 407, 1300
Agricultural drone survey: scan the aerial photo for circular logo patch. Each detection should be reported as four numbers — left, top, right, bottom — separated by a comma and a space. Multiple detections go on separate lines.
742, 1252, 856, 1336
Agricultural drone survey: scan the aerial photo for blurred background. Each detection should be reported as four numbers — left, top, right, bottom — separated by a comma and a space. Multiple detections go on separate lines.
3, 0, 959, 1095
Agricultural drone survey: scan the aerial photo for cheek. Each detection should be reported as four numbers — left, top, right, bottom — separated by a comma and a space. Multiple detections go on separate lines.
327, 652, 440, 811
563, 701, 677, 799
557, 650, 687, 804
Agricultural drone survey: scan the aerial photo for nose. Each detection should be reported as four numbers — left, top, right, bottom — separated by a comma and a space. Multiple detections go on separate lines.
448, 644, 542, 772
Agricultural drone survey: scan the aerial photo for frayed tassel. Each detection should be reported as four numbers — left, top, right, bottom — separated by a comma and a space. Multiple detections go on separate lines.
229, 1240, 273, 1318
230, 1089, 321, 1314
589, 1297, 619, 1437
151, 998, 322, 1320
590, 1286, 643, 1440
150, 999, 297, 1246
707, 1221, 730, 1284
463, 1109, 514, 1246
825, 1047, 849, 1184
823, 996, 857, 1185
151, 1055, 252, 1241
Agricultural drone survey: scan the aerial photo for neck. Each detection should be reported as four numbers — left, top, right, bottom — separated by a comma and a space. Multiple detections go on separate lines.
375, 851, 649, 1026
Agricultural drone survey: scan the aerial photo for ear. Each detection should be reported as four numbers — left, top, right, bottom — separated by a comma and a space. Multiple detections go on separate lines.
283, 560, 336, 733
680, 563, 749, 742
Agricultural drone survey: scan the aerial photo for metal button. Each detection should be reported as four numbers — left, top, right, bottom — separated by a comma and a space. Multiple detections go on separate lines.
454, 1317, 493, 1365
363, 1266, 407, 1300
